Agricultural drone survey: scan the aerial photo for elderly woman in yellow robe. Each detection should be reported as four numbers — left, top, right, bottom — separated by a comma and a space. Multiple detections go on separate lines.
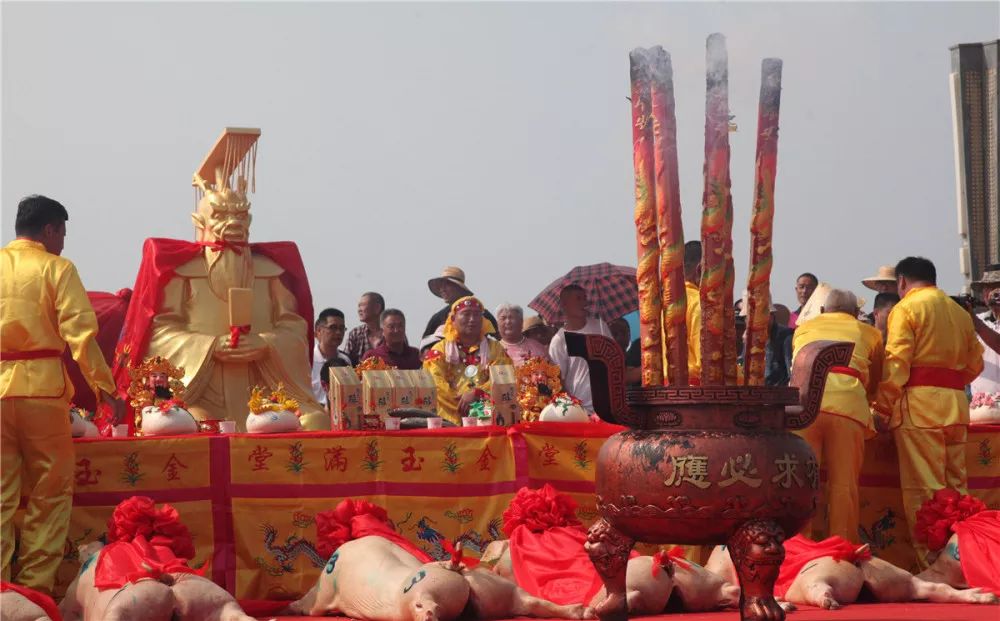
423, 296, 512, 425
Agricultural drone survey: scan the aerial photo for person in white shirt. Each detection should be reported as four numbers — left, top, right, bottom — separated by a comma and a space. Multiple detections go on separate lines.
311, 308, 351, 405
548, 284, 611, 412
970, 267, 1000, 396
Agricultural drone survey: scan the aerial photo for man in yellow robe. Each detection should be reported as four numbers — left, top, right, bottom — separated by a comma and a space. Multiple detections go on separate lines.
662, 240, 702, 382
873, 257, 984, 568
423, 297, 512, 425
1, 195, 124, 593
793, 288, 883, 542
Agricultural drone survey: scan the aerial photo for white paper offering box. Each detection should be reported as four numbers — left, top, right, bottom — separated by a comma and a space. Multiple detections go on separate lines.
328, 367, 363, 430
489, 364, 520, 426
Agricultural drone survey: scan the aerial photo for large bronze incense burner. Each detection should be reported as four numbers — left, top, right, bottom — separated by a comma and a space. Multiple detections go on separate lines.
567, 334, 851, 621
575, 34, 854, 621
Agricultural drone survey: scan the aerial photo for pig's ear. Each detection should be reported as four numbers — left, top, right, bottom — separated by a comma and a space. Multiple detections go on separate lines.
855, 544, 871, 557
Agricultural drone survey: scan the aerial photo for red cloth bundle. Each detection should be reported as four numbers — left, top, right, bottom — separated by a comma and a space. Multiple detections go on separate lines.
914, 488, 987, 553
774, 535, 870, 599
95, 496, 203, 590
1, 581, 62, 621
503, 484, 604, 606
315, 499, 431, 562
953, 510, 1000, 595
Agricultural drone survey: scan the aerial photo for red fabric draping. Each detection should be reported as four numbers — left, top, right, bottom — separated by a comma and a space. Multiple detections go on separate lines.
106, 496, 195, 560
775, 535, 870, 599
64, 289, 131, 411
501, 484, 582, 536
508, 524, 604, 606
502, 484, 625, 606
94, 535, 205, 590
914, 489, 987, 553
112, 238, 314, 433
953, 510, 1000, 595
314, 499, 431, 563
95, 496, 204, 590
1, 581, 63, 621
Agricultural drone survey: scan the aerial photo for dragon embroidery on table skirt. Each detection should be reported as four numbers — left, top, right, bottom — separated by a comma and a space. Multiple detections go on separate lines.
255, 522, 326, 576
858, 508, 897, 551
410, 516, 503, 559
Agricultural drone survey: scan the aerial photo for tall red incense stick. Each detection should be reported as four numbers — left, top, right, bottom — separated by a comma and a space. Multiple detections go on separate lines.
630, 49, 664, 387
743, 59, 784, 385
649, 47, 688, 387
700, 33, 733, 386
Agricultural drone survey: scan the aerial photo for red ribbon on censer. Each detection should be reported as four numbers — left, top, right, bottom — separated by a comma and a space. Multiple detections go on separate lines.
229, 325, 251, 348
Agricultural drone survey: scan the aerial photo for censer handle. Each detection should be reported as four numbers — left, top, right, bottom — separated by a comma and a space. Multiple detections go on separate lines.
565, 332, 638, 426
784, 340, 855, 429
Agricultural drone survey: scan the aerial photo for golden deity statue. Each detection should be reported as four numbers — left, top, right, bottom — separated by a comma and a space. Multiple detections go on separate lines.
113, 128, 326, 431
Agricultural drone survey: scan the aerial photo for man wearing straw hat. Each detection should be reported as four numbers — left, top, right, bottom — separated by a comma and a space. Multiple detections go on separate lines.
862, 265, 899, 295
792, 288, 883, 542
423, 266, 498, 338
969, 264, 1000, 396
873, 257, 983, 569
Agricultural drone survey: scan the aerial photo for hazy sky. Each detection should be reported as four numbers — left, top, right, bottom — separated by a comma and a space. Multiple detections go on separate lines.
3, 2, 997, 342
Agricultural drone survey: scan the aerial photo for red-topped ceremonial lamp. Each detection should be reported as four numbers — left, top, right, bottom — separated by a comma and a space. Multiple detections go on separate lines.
565, 35, 853, 621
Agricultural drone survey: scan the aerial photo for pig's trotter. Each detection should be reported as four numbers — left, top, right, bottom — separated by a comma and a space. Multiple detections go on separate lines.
728, 519, 786, 621
584, 519, 633, 621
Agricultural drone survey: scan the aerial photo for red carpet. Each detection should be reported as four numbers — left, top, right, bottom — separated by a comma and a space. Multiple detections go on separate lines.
251, 602, 997, 621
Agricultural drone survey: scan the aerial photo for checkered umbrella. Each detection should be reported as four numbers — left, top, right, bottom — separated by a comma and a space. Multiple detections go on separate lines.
528, 263, 638, 325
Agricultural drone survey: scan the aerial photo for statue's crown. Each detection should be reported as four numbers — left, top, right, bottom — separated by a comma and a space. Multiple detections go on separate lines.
192, 127, 260, 208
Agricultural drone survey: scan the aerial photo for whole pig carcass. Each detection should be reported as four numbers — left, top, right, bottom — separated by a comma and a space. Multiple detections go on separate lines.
287, 498, 590, 621
59, 497, 259, 621
482, 540, 677, 615
289, 537, 588, 621
482, 485, 739, 615
912, 491, 1000, 596
705, 535, 998, 610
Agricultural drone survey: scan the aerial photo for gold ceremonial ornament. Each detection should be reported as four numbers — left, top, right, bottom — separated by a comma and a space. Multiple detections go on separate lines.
127, 356, 187, 431
516, 357, 563, 422
248, 383, 300, 416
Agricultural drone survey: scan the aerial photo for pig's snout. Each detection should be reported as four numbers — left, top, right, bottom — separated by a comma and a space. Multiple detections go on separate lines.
411, 599, 439, 621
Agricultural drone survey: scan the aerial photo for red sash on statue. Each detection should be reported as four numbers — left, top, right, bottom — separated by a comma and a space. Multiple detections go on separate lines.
111, 238, 314, 432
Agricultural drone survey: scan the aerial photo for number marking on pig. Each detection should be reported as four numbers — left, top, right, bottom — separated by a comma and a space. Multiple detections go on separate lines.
79, 552, 97, 574
403, 570, 427, 593
325, 551, 340, 574
799, 561, 818, 575
946, 542, 960, 561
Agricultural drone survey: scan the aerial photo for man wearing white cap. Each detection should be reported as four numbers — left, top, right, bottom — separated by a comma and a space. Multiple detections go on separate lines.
423, 267, 498, 338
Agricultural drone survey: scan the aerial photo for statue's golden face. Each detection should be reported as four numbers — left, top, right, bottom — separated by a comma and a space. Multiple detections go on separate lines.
194, 187, 252, 243
148, 371, 169, 389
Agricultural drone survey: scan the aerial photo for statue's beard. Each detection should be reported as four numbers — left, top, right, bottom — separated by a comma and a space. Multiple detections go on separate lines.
206, 249, 253, 298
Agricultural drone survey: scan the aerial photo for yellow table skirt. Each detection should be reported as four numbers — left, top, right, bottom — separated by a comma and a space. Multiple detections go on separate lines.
14, 422, 998, 599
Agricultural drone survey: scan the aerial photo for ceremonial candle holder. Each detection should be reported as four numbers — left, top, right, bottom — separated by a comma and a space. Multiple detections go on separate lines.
568, 333, 852, 621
